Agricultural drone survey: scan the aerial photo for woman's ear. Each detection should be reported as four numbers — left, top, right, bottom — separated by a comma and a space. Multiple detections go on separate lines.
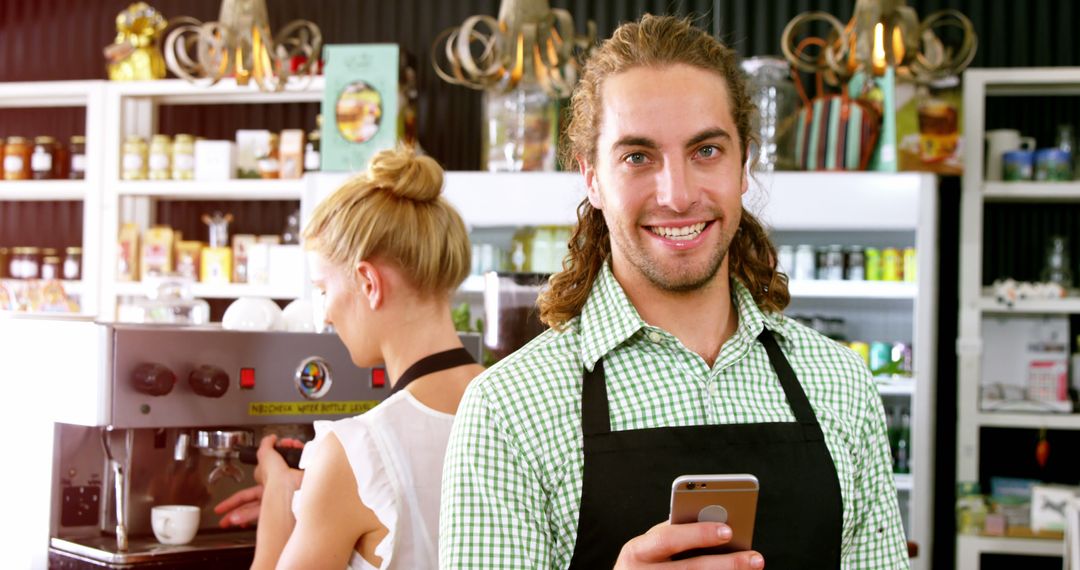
355, 261, 384, 310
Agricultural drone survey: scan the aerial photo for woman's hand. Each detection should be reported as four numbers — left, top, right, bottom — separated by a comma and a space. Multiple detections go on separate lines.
215, 435, 304, 528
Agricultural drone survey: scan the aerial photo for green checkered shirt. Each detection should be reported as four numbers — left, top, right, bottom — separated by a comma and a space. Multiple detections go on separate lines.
440, 263, 908, 569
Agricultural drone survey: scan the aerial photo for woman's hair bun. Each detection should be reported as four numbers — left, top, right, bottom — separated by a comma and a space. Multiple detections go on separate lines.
366, 147, 444, 202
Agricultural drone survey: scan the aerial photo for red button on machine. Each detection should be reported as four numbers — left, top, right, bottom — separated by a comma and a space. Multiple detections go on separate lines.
240, 367, 256, 389
371, 368, 386, 389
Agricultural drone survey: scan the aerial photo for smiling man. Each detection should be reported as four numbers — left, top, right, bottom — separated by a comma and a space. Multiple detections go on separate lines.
440, 14, 908, 570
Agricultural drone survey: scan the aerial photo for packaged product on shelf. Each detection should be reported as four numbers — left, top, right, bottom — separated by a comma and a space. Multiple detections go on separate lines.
63, 247, 81, 280
845, 246, 866, 280
257, 134, 280, 179
52, 138, 69, 179
235, 130, 271, 179
822, 245, 844, 281
4, 136, 32, 180
247, 243, 271, 285
882, 247, 902, 281
848, 341, 870, 366
200, 247, 231, 285
175, 241, 203, 280
776, 244, 794, 275
0, 281, 11, 310
232, 234, 257, 284
117, 222, 140, 281
793, 244, 815, 280
172, 134, 195, 179
40, 256, 61, 280
903, 247, 917, 282
194, 140, 236, 181
981, 316, 1071, 412
140, 225, 174, 280
279, 129, 305, 179
121, 135, 148, 180
865, 247, 882, 280
0, 248, 9, 278
148, 134, 172, 180
69, 136, 86, 180
268, 245, 303, 290
304, 127, 321, 172
257, 234, 281, 245
31, 136, 56, 180
1031, 484, 1080, 533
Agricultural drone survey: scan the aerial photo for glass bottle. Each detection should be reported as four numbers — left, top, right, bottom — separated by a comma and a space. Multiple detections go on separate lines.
1056, 124, 1075, 179
63, 247, 82, 280
4, 136, 32, 180
121, 135, 148, 180
482, 83, 558, 172
69, 136, 86, 180
1041, 235, 1073, 288
741, 56, 799, 171
304, 128, 321, 172
172, 134, 195, 180
31, 136, 56, 180
148, 134, 172, 180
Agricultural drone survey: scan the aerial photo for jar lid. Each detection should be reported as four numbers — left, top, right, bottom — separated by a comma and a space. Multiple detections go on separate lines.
23, 247, 41, 253
151, 134, 172, 143
42, 248, 59, 256
70, 135, 86, 144
175, 134, 195, 142
740, 57, 792, 80
43, 256, 62, 263
34, 136, 56, 144
124, 134, 146, 143
7, 136, 28, 144
65, 246, 82, 254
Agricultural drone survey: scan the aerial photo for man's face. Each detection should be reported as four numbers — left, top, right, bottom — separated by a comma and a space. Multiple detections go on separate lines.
585, 63, 747, 294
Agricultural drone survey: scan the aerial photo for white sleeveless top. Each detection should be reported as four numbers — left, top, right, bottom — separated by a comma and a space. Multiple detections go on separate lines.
292, 390, 455, 569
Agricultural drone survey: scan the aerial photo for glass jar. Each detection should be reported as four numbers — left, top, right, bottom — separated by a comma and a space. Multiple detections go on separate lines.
31, 136, 56, 180
69, 136, 86, 179
257, 133, 281, 179
172, 134, 195, 180
121, 135, 148, 180
0, 247, 9, 278
4, 136, 32, 180
482, 84, 558, 172
741, 57, 799, 171
63, 247, 82, 280
40, 256, 62, 280
20, 247, 41, 279
148, 134, 172, 180
304, 128, 320, 172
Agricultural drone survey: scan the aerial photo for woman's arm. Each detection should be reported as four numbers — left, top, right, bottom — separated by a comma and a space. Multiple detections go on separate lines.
256, 431, 380, 570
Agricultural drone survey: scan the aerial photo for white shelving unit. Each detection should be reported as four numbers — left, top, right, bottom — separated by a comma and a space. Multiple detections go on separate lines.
0, 80, 106, 317
957, 67, 1080, 567
98, 79, 324, 318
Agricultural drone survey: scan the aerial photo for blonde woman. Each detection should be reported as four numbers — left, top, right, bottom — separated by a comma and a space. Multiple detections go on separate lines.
245, 147, 482, 569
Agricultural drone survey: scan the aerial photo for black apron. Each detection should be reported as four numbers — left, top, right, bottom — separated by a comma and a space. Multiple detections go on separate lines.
389, 347, 476, 394
567, 329, 843, 569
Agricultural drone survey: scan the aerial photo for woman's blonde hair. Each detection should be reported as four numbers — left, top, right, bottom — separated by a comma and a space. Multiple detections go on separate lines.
538, 14, 790, 328
302, 147, 470, 296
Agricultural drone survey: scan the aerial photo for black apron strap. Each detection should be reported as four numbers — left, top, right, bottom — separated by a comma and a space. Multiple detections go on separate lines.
390, 347, 476, 394
756, 329, 817, 426
581, 359, 611, 436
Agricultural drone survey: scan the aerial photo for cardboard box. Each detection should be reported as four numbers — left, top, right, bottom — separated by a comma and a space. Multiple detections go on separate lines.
1032, 484, 1080, 533
194, 140, 236, 181
140, 226, 174, 280
320, 44, 399, 172
117, 222, 140, 281
235, 130, 271, 179
232, 234, 257, 284
175, 241, 203, 280
200, 247, 232, 284
279, 129, 305, 179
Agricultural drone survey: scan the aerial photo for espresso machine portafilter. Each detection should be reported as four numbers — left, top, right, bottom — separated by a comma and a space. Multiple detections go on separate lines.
49, 324, 481, 569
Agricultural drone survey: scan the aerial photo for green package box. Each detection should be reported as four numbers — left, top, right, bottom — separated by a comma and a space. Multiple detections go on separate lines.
320, 44, 399, 172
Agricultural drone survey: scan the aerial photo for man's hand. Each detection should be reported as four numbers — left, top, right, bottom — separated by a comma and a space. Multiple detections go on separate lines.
614, 521, 764, 569
215, 436, 305, 528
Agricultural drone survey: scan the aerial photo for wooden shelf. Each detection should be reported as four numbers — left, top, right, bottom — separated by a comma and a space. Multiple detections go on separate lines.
0, 180, 87, 201
976, 412, 1080, 430
115, 179, 304, 201
984, 182, 1080, 202
114, 281, 302, 300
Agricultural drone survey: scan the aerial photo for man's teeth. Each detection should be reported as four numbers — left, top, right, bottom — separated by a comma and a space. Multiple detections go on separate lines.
650, 222, 707, 240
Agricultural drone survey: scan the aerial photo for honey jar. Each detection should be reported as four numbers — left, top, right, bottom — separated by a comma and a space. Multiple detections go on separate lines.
122, 135, 148, 180
172, 134, 195, 180
31, 136, 57, 180
4, 136, 32, 180
149, 134, 172, 180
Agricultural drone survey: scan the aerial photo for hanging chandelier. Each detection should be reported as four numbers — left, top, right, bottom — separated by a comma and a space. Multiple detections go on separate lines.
781, 0, 976, 82
432, 0, 596, 96
164, 0, 322, 92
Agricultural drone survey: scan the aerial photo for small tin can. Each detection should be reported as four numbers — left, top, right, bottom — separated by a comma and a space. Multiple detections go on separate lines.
870, 341, 893, 375
882, 248, 902, 281
815, 247, 829, 280
903, 248, 917, 282
845, 246, 865, 281
865, 247, 882, 281
849, 341, 871, 367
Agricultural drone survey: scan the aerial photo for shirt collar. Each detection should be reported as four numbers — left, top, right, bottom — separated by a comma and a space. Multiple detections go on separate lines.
577, 262, 789, 370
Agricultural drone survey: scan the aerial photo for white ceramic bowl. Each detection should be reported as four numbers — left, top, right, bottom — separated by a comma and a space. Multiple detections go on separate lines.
222, 297, 284, 331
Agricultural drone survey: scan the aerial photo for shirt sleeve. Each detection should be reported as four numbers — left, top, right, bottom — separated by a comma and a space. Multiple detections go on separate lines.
841, 368, 911, 569
439, 379, 553, 569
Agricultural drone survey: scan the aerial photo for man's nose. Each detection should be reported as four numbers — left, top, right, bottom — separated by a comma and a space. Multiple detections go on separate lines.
655, 159, 694, 212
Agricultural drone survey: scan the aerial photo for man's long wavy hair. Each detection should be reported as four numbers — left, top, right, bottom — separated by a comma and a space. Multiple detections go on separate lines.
538, 14, 790, 329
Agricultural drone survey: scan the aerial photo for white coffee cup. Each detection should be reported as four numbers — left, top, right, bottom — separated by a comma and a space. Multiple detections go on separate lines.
985, 129, 1036, 181
151, 505, 200, 545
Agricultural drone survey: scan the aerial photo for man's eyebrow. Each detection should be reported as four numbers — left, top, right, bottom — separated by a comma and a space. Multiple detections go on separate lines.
686, 128, 732, 149
612, 135, 660, 150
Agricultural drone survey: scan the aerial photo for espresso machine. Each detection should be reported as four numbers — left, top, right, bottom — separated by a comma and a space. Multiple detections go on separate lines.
47, 323, 480, 569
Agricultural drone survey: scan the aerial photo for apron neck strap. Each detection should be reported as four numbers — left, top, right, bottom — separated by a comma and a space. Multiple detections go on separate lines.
390, 347, 476, 395
582, 359, 611, 436
756, 329, 817, 426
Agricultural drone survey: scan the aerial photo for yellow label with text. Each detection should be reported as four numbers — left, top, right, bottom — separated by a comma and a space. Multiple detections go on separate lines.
248, 400, 380, 416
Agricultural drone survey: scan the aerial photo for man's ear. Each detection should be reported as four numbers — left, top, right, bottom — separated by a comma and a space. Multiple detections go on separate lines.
355, 261, 383, 310
580, 157, 603, 210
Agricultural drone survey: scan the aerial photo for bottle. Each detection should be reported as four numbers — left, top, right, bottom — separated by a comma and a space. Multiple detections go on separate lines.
69, 136, 86, 180
304, 128, 321, 172
1041, 235, 1073, 288
4, 136, 32, 180
31, 136, 56, 180
895, 411, 911, 474
172, 134, 195, 180
121, 135, 148, 180
148, 134, 172, 180
1057, 124, 1075, 179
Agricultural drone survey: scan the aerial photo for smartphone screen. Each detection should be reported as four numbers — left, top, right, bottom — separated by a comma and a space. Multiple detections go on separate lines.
669, 474, 759, 557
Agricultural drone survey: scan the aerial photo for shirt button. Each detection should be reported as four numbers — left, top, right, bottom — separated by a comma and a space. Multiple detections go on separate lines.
647, 331, 662, 343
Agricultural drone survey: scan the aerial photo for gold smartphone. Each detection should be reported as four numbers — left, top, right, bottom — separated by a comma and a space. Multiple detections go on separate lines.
669, 474, 759, 556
